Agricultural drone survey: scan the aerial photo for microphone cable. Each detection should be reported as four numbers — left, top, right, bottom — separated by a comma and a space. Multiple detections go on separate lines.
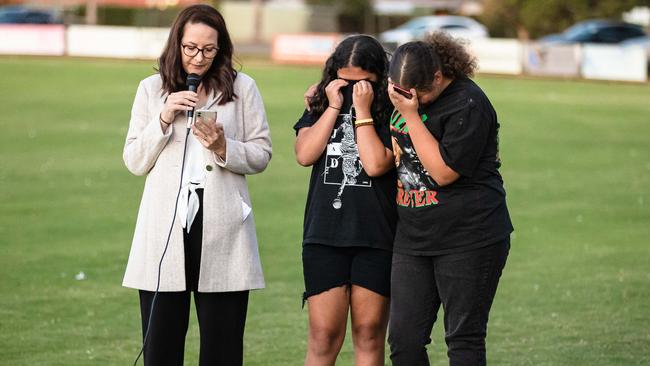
132, 125, 191, 366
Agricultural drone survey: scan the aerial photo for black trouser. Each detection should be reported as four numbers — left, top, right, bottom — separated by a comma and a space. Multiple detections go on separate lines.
139, 290, 249, 366
139, 189, 250, 366
388, 238, 510, 366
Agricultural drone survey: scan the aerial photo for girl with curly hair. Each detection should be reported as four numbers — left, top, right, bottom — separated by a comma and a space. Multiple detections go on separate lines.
293, 35, 397, 365
386, 32, 513, 365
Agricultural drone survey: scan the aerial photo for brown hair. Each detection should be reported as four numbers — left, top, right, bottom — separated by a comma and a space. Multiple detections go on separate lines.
389, 31, 477, 91
158, 4, 237, 104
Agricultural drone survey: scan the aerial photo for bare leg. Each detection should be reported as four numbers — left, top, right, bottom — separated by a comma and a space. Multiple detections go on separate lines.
350, 285, 390, 366
305, 285, 351, 366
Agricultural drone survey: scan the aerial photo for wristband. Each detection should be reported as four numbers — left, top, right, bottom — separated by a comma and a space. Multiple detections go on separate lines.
354, 118, 374, 126
328, 105, 341, 111
159, 114, 172, 126
355, 122, 374, 128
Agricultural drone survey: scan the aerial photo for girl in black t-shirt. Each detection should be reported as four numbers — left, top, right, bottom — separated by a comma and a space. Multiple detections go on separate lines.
386, 32, 513, 365
293, 35, 397, 365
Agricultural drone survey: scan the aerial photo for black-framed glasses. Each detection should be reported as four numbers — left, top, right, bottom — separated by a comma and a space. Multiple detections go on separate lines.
182, 44, 219, 59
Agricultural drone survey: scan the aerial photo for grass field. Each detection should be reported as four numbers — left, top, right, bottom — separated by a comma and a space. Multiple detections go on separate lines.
0, 56, 649, 365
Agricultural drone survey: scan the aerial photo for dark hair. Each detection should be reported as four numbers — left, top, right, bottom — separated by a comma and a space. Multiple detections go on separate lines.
309, 35, 391, 125
389, 31, 477, 92
158, 4, 237, 105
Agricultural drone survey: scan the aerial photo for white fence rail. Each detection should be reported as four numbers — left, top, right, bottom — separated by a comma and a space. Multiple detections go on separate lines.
1, 25, 647, 82
66, 25, 168, 59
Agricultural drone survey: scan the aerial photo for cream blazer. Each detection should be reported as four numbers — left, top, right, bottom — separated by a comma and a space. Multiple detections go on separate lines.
122, 72, 272, 292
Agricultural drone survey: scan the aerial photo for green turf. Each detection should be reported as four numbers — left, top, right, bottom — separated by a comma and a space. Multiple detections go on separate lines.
0, 56, 648, 365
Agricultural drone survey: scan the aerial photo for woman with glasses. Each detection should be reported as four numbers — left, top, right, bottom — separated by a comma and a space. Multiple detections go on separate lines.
122, 4, 271, 366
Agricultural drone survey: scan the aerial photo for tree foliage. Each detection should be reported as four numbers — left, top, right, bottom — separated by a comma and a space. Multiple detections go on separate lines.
305, 0, 370, 17
305, 0, 371, 32
480, 0, 650, 39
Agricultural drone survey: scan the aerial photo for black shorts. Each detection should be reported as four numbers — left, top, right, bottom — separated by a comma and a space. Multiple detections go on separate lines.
302, 244, 392, 305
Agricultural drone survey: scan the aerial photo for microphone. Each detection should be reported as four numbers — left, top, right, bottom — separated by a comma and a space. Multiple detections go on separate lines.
186, 73, 201, 128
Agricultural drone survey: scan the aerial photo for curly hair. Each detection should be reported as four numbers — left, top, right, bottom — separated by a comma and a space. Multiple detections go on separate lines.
157, 5, 237, 105
389, 31, 477, 92
425, 31, 477, 79
308, 35, 391, 126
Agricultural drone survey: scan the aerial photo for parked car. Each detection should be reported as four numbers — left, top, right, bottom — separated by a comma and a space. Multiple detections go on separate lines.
621, 36, 650, 72
538, 19, 646, 44
0, 6, 59, 24
622, 35, 650, 50
379, 15, 488, 49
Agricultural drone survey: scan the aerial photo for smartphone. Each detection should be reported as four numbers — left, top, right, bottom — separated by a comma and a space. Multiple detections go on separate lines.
195, 109, 217, 124
392, 84, 413, 99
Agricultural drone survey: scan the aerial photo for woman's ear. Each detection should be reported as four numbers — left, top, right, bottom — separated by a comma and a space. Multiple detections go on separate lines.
433, 70, 443, 85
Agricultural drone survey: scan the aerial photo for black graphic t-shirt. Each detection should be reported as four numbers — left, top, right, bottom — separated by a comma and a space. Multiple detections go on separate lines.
293, 85, 397, 250
390, 77, 513, 255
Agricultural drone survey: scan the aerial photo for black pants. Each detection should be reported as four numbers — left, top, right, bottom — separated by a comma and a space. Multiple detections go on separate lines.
388, 238, 510, 366
139, 189, 250, 366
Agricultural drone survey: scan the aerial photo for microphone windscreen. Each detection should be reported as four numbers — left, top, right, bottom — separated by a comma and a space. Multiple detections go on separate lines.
186, 73, 201, 92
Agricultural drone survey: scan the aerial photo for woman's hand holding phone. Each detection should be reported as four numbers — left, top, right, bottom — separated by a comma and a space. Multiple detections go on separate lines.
388, 82, 419, 117
192, 110, 226, 159
392, 84, 413, 99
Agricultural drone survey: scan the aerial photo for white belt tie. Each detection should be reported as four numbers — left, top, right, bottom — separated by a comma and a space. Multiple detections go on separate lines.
178, 181, 204, 232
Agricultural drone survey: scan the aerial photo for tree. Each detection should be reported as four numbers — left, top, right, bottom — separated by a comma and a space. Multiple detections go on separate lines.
86, 0, 97, 25
305, 0, 372, 33
480, 0, 650, 39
